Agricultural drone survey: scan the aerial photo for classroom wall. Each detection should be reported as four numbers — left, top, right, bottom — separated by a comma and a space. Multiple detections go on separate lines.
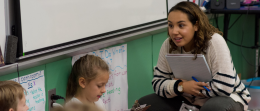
210, 14, 256, 79
0, 58, 72, 111
127, 32, 168, 107
0, 14, 258, 110
0, 31, 168, 110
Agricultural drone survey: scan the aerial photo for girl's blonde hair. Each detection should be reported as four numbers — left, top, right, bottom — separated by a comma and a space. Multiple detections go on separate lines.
66, 54, 109, 100
0, 80, 26, 111
168, 1, 223, 58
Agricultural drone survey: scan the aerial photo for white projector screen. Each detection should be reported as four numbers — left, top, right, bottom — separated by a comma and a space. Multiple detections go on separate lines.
19, 0, 167, 53
167, 0, 187, 12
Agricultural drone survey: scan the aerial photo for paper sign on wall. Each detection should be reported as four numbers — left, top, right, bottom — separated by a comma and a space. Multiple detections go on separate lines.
72, 44, 128, 111
11, 70, 46, 111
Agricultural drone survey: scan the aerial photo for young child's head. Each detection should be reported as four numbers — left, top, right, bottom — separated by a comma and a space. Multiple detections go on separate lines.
0, 80, 29, 111
51, 102, 102, 111
167, 1, 222, 54
66, 54, 109, 103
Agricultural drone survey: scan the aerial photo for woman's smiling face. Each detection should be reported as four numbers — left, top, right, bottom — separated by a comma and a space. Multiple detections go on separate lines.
168, 10, 198, 51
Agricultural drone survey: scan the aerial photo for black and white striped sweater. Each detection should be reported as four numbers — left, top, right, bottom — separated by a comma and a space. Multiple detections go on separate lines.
152, 33, 251, 110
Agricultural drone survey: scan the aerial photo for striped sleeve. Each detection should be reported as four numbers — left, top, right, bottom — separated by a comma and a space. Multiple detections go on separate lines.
200, 34, 251, 110
233, 73, 251, 110
152, 38, 180, 98
201, 34, 236, 97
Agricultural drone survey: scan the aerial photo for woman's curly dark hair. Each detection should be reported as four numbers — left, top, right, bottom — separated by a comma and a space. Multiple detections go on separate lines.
168, 1, 223, 59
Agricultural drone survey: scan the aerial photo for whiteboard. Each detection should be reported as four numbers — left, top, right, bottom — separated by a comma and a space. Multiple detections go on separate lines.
19, 0, 166, 53
72, 44, 127, 111
167, 0, 187, 12
0, 0, 5, 58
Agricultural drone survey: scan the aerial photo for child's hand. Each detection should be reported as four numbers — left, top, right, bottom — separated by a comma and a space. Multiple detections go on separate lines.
182, 80, 211, 97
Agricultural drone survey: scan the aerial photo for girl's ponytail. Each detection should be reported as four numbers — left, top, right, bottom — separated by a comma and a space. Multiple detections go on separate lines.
66, 58, 82, 101
66, 72, 77, 100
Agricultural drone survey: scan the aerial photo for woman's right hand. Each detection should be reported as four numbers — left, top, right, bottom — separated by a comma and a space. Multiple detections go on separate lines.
182, 80, 211, 97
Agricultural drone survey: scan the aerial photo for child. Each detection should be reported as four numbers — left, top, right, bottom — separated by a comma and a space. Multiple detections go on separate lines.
0, 80, 29, 111
152, 1, 251, 111
66, 54, 109, 111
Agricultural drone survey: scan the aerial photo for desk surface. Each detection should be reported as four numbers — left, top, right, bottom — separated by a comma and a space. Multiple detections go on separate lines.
209, 6, 260, 14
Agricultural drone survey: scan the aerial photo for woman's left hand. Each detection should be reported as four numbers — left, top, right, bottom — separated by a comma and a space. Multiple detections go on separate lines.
182, 80, 210, 97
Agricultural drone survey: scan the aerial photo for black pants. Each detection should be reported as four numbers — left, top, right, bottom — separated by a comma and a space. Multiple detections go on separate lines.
138, 93, 244, 111
200, 96, 244, 111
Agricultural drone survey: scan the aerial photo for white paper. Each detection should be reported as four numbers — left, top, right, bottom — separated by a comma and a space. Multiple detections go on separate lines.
72, 44, 128, 111
179, 103, 199, 111
11, 70, 46, 111
140, 104, 147, 108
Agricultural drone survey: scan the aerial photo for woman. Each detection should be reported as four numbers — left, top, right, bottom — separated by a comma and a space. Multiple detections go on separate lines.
152, 1, 250, 111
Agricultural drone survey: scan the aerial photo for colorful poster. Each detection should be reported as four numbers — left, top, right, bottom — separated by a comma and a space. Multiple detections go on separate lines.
12, 70, 45, 111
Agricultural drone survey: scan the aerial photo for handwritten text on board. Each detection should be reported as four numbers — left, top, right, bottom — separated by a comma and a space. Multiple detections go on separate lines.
11, 70, 46, 111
